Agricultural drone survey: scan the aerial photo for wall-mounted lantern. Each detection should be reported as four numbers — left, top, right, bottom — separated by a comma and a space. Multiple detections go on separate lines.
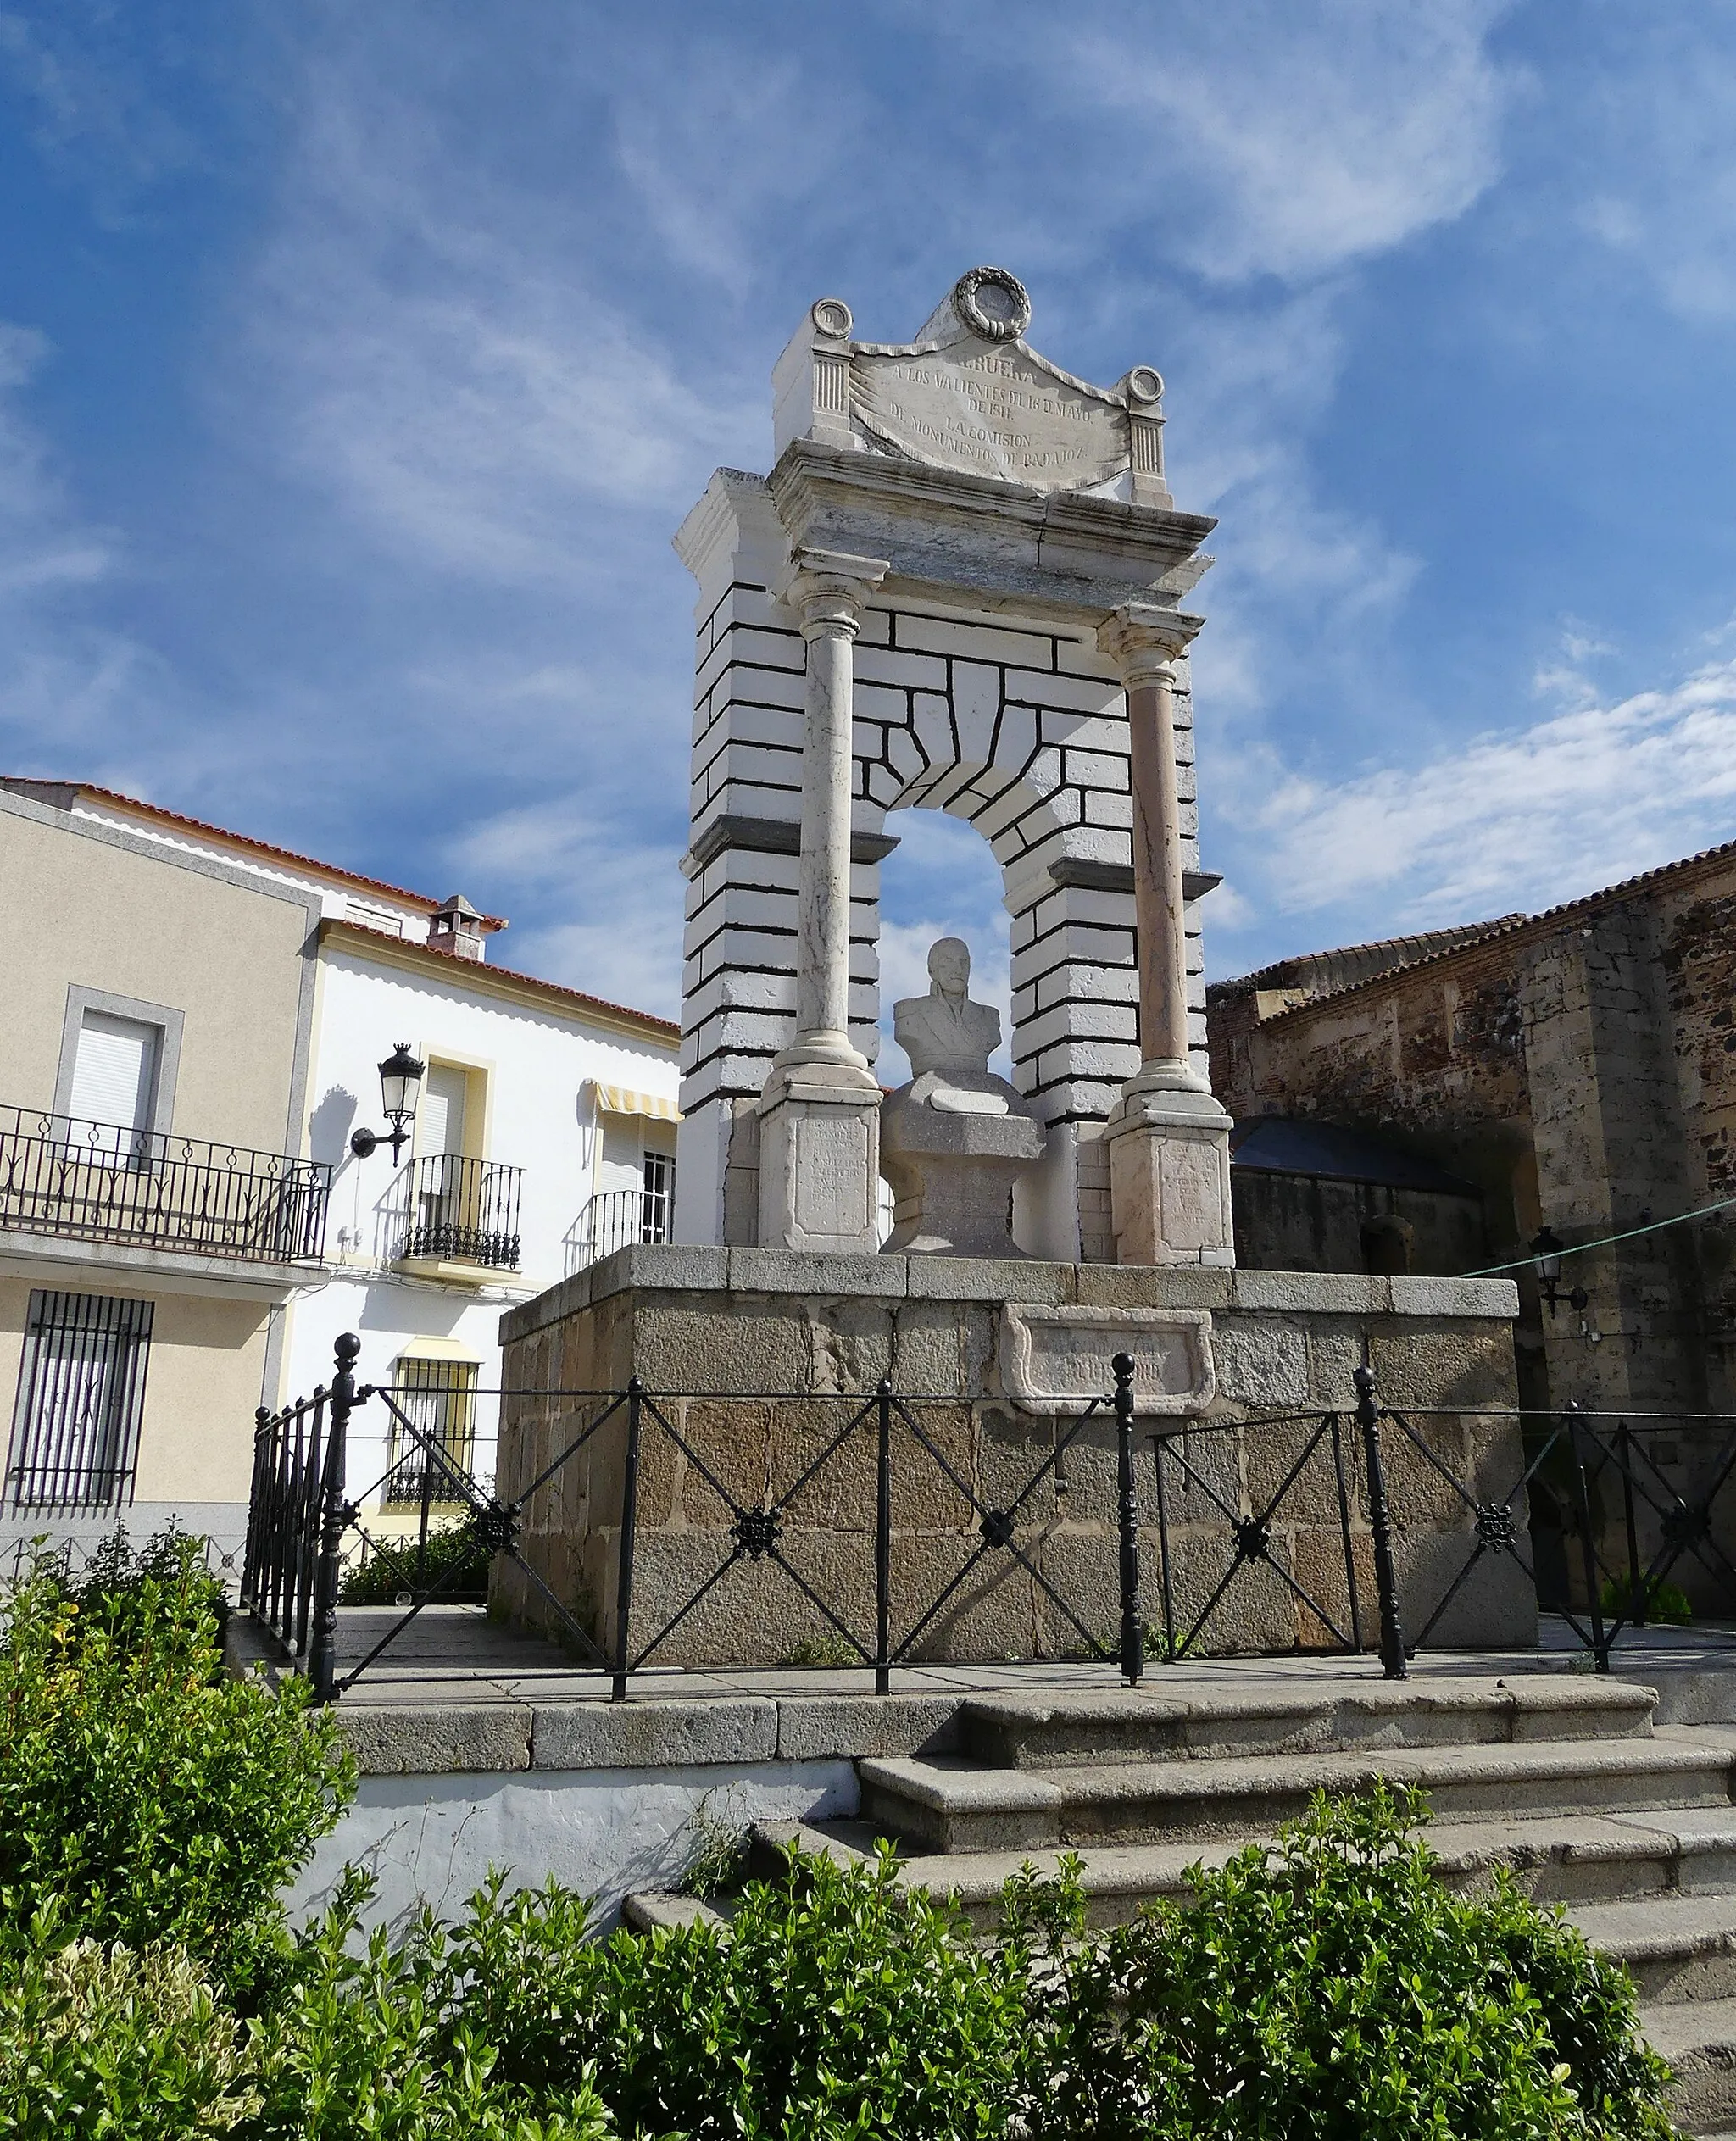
349, 1043, 426, 1162
1529, 1225, 1589, 1316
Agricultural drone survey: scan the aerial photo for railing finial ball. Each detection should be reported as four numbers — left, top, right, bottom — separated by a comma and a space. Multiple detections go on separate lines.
334, 1332, 362, 1367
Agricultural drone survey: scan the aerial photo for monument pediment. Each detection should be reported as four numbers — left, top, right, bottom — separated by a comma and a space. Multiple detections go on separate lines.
852, 334, 1131, 492
772, 266, 1171, 504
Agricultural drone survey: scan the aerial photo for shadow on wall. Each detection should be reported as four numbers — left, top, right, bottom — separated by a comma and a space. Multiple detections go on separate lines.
308, 1087, 360, 1168
1229, 1118, 1488, 1278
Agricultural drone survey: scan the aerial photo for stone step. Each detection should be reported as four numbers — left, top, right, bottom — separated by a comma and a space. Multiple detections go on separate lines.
754, 1806, 1736, 1929
1572, 1894, 1736, 2005
860, 1732, 1736, 1855
1644, 1996, 1736, 2135
960, 1675, 1657, 1770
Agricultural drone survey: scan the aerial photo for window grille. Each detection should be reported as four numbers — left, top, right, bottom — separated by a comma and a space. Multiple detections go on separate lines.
7, 1290, 153, 1509
384, 1357, 480, 1507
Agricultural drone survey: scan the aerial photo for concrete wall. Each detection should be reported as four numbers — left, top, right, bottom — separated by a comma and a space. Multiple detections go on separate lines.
493, 1248, 1528, 1667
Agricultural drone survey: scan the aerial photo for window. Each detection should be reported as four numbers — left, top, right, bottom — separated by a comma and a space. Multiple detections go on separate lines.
7, 1291, 153, 1509
68, 1011, 159, 1163
415, 1063, 470, 1242
641, 1150, 672, 1243
384, 1356, 480, 1506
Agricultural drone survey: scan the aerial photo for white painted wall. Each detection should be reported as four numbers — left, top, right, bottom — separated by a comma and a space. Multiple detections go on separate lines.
287, 946, 679, 1500
287, 1760, 858, 1935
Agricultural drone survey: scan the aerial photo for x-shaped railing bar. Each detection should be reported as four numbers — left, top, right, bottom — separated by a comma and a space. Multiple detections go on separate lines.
1149, 1412, 1360, 1660
326, 1386, 620, 1691
1383, 1407, 1588, 1654
889, 1393, 1113, 1666
625, 1389, 880, 1674
1571, 1415, 1736, 1654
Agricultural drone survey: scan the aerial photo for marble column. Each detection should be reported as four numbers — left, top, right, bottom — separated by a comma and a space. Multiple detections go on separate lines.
1096, 603, 1235, 1267
756, 548, 889, 1253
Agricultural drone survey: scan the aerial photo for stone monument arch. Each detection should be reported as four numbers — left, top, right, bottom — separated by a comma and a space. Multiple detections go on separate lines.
672, 268, 1233, 1266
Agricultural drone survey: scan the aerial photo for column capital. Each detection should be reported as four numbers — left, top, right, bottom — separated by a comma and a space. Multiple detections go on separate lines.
1097, 602, 1202, 686
782, 547, 889, 640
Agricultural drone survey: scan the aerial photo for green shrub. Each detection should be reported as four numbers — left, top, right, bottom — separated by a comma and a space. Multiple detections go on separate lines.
0, 1531, 354, 1998
338, 1522, 487, 1605
0, 1907, 262, 2139
1601, 1571, 1693, 1625
1027, 1783, 1673, 2141
249, 1871, 615, 2141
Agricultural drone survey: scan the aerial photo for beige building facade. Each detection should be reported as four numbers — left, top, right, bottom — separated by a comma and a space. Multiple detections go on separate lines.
0, 783, 326, 1563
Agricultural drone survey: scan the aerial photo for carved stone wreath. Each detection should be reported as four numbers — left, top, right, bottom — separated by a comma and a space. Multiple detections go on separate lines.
953, 266, 1031, 342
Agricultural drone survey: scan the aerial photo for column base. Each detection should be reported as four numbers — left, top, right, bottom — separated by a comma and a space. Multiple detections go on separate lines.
1104, 1059, 1236, 1268
755, 1054, 882, 1253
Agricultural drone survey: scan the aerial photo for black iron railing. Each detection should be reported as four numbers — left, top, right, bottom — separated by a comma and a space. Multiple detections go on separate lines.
0, 1104, 329, 1264
570, 1183, 671, 1271
393, 1153, 521, 1271
248, 1327, 1455, 1712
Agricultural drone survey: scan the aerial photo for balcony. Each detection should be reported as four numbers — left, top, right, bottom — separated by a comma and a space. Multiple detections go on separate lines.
392, 1153, 522, 1275
566, 1181, 672, 1275
0, 1103, 330, 1265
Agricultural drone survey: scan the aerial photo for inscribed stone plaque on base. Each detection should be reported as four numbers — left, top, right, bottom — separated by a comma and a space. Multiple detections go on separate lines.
1000, 1305, 1216, 1415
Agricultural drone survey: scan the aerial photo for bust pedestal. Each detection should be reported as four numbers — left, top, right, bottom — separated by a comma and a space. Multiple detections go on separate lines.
879, 937, 1046, 1258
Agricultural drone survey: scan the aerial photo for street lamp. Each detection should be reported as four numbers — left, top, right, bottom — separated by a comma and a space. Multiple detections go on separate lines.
349, 1043, 426, 1162
1529, 1225, 1588, 1315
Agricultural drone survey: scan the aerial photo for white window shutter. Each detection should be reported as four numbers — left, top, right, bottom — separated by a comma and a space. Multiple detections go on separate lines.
420, 1064, 467, 1156
69, 1013, 158, 1134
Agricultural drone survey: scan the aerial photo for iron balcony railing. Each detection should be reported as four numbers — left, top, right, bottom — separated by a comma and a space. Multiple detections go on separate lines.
394, 1153, 522, 1271
0, 1104, 330, 1265
570, 1183, 671, 1272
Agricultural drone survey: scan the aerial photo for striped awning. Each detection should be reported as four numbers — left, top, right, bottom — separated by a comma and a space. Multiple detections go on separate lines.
589, 1082, 682, 1123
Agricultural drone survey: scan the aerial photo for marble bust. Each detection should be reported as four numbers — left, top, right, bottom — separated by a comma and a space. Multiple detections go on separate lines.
881, 937, 1045, 1257
893, 937, 1021, 1115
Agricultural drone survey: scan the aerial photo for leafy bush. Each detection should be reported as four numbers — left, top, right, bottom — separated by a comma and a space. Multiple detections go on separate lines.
1027, 1783, 1673, 2141
338, 1522, 487, 1605
0, 1908, 262, 2139
1601, 1571, 1693, 1625
0, 1529, 354, 1997
248, 1872, 615, 2141
448, 1850, 1032, 2141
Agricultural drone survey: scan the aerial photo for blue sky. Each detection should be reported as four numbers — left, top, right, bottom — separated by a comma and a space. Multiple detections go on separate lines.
4, 3, 1736, 1048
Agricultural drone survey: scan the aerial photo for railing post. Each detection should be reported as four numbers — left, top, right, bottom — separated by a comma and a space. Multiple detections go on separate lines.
1113, 1352, 1143, 1688
1355, 1362, 1408, 1680
1619, 1420, 1645, 1627
612, 1375, 643, 1704
1566, 1400, 1610, 1670
241, 1404, 270, 1610
307, 1333, 359, 1704
1149, 1432, 1177, 1661
875, 1379, 893, 1695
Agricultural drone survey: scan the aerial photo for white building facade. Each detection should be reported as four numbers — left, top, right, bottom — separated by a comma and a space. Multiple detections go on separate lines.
293, 920, 680, 1521
0, 782, 678, 1551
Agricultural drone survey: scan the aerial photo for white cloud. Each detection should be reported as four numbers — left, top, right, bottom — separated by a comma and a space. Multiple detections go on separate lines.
1042, 1, 1516, 286
244, 70, 760, 586
1232, 653, 1736, 932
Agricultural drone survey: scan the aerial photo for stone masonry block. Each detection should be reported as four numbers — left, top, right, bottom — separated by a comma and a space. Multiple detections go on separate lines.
531, 1698, 779, 1770
337, 1704, 533, 1777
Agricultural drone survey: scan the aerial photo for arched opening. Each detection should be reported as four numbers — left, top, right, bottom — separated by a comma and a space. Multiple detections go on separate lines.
875, 806, 1013, 1085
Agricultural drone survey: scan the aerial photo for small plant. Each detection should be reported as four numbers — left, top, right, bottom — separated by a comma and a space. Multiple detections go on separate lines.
678, 1787, 752, 1899
1601, 1571, 1693, 1625
339, 1521, 488, 1605
781, 1630, 860, 1668
0, 1911, 263, 2139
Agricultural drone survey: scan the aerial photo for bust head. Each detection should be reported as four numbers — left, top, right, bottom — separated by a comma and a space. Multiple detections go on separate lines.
928, 937, 971, 999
